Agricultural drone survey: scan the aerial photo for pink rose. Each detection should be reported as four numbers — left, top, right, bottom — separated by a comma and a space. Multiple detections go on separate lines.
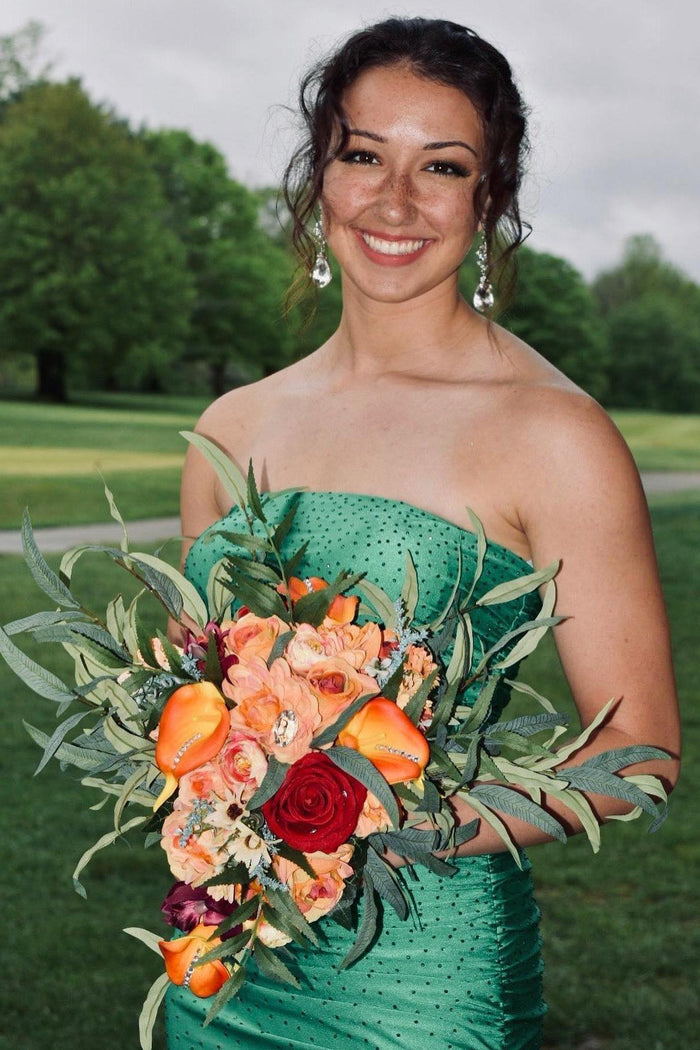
216, 731, 268, 802
274, 844, 354, 924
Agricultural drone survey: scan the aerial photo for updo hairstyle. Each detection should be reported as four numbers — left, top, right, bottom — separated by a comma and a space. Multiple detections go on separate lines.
283, 16, 530, 309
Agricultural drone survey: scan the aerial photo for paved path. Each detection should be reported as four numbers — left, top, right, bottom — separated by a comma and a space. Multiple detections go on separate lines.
1, 472, 699, 555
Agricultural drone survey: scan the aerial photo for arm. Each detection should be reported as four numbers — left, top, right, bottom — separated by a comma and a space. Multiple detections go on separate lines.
424, 394, 680, 858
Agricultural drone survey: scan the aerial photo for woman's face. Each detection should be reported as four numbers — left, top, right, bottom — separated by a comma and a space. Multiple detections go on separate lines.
321, 63, 485, 305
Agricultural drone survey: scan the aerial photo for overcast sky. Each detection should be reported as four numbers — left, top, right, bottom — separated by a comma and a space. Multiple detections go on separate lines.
2, 0, 698, 281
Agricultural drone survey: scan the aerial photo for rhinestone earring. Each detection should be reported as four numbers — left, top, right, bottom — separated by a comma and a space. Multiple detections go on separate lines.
310, 219, 332, 288
473, 238, 494, 312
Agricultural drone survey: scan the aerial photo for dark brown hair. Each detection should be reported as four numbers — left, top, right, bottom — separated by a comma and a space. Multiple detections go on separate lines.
282, 16, 530, 311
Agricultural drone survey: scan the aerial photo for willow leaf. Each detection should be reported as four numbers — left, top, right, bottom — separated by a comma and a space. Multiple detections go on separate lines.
247, 756, 287, 809
365, 847, 409, 919
470, 783, 567, 842
475, 561, 559, 607
4, 609, 85, 636
0, 625, 76, 703
33, 708, 95, 775
495, 579, 557, 669
400, 550, 419, 623
123, 927, 163, 956
356, 580, 396, 629
137, 972, 170, 1050
128, 552, 207, 628
465, 793, 522, 867
463, 509, 487, 604
311, 691, 376, 748
181, 431, 247, 510
326, 746, 400, 828
102, 479, 129, 553
72, 814, 147, 897
338, 873, 378, 970
402, 669, 439, 726
21, 509, 80, 607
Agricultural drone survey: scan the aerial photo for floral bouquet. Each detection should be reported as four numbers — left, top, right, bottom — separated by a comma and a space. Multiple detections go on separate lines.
1, 433, 671, 1048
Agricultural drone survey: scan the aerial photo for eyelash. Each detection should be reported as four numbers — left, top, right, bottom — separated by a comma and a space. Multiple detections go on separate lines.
339, 150, 470, 179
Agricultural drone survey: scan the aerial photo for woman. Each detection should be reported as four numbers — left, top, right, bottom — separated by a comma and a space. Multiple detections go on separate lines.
167, 17, 680, 1049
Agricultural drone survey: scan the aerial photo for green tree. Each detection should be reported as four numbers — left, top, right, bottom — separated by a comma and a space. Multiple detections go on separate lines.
141, 130, 294, 393
592, 235, 700, 411
0, 79, 193, 401
490, 246, 609, 400
0, 20, 51, 104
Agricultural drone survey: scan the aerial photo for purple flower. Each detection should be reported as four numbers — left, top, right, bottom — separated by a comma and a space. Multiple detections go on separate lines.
161, 881, 237, 933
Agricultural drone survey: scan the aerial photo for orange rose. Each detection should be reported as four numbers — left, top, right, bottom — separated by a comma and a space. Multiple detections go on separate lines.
319, 622, 383, 670
354, 790, 393, 838
396, 644, 438, 712
305, 656, 379, 729
159, 923, 230, 997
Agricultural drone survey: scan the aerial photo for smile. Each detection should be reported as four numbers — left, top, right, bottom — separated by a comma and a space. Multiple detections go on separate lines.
361, 232, 427, 255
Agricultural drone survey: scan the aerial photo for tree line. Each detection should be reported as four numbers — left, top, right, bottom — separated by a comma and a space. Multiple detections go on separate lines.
0, 23, 698, 410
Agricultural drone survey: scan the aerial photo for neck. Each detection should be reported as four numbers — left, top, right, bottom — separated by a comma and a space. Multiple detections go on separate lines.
319, 274, 485, 381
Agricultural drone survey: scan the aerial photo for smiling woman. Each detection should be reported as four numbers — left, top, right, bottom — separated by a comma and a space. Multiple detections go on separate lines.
163, 15, 680, 1050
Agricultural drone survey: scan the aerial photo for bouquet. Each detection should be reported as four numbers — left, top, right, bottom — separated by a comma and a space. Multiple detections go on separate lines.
1, 432, 671, 1048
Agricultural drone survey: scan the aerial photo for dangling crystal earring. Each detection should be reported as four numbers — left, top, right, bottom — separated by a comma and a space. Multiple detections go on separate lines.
473, 237, 494, 312
310, 219, 332, 288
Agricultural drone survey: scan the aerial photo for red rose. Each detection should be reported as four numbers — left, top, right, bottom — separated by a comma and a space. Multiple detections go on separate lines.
262, 752, 367, 853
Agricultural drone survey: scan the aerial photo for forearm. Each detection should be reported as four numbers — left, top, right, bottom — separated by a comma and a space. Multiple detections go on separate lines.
409, 724, 678, 861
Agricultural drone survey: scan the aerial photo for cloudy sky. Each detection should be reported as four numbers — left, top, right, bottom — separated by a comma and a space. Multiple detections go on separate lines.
2, 0, 698, 281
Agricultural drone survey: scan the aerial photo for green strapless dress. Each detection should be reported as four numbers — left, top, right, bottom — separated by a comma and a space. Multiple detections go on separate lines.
165, 491, 546, 1050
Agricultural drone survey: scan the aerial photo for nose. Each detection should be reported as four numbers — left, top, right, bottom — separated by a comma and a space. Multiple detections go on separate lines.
374, 171, 418, 225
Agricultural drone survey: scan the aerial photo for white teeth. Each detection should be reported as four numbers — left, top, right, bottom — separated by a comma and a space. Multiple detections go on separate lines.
362, 233, 426, 256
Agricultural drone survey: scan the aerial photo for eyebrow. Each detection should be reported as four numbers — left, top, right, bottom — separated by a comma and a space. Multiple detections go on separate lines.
348, 128, 478, 159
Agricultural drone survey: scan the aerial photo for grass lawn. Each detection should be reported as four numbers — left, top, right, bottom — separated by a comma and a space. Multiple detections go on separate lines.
0, 492, 697, 1050
1, 398, 699, 529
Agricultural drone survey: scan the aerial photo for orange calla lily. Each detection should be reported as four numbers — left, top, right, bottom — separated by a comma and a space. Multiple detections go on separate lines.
159, 923, 229, 997
337, 697, 430, 784
154, 682, 230, 810
282, 576, 358, 625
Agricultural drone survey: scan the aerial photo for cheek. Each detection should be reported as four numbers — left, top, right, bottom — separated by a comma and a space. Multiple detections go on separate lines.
322, 170, 379, 223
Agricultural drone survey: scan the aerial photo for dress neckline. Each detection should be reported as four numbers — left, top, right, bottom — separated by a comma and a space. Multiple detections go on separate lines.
250, 488, 535, 573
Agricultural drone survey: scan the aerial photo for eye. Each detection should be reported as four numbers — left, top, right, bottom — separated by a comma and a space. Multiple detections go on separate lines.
339, 149, 379, 166
425, 160, 470, 178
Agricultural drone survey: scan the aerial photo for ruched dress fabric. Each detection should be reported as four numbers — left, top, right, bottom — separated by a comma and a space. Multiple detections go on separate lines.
165, 490, 547, 1050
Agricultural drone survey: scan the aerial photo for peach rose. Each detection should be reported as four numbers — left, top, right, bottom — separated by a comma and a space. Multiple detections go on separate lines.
284, 623, 327, 673
274, 844, 354, 924
396, 644, 438, 713
161, 800, 233, 886
223, 613, 285, 663
215, 731, 268, 803
354, 790, 393, 838
305, 657, 379, 729
177, 761, 229, 807
318, 622, 383, 671
225, 656, 321, 763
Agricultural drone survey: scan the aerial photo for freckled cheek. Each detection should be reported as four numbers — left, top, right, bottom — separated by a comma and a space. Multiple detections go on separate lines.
322, 174, 378, 225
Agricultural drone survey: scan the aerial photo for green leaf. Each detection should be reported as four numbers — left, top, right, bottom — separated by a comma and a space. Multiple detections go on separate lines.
326, 746, 400, 828
198, 930, 251, 965
475, 561, 559, 606
129, 552, 208, 628
402, 669, 438, 726
266, 630, 295, 668
265, 885, 319, 945
465, 793, 522, 867
457, 675, 500, 735
203, 964, 247, 1026
561, 766, 660, 816
128, 557, 184, 620
102, 478, 129, 553
463, 509, 487, 604
356, 580, 397, 629
72, 814, 147, 897
67, 621, 131, 663
492, 711, 570, 737
365, 846, 409, 919
247, 755, 287, 809
209, 530, 271, 554
181, 431, 248, 510
24, 721, 106, 771
400, 550, 419, 622
34, 708, 95, 775
293, 570, 365, 628
428, 546, 463, 632
373, 826, 444, 854
226, 555, 280, 584
253, 941, 301, 987
282, 541, 309, 581
469, 783, 567, 842
246, 460, 267, 522
472, 616, 560, 678
444, 615, 469, 686
581, 745, 671, 774
311, 691, 376, 748
453, 818, 480, 846
123, 927, 164, 956
0, 625, 76, 703
4, 609, 85, 637
494, 579, 558, 669
137, 972, 170, 1050
272, 498, 301, 549
338, 873, 379, 970
21, 509, 80, 607
224, 570, 289, 621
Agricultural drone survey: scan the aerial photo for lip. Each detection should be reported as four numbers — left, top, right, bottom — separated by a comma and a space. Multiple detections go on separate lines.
353, 228, 433, 267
